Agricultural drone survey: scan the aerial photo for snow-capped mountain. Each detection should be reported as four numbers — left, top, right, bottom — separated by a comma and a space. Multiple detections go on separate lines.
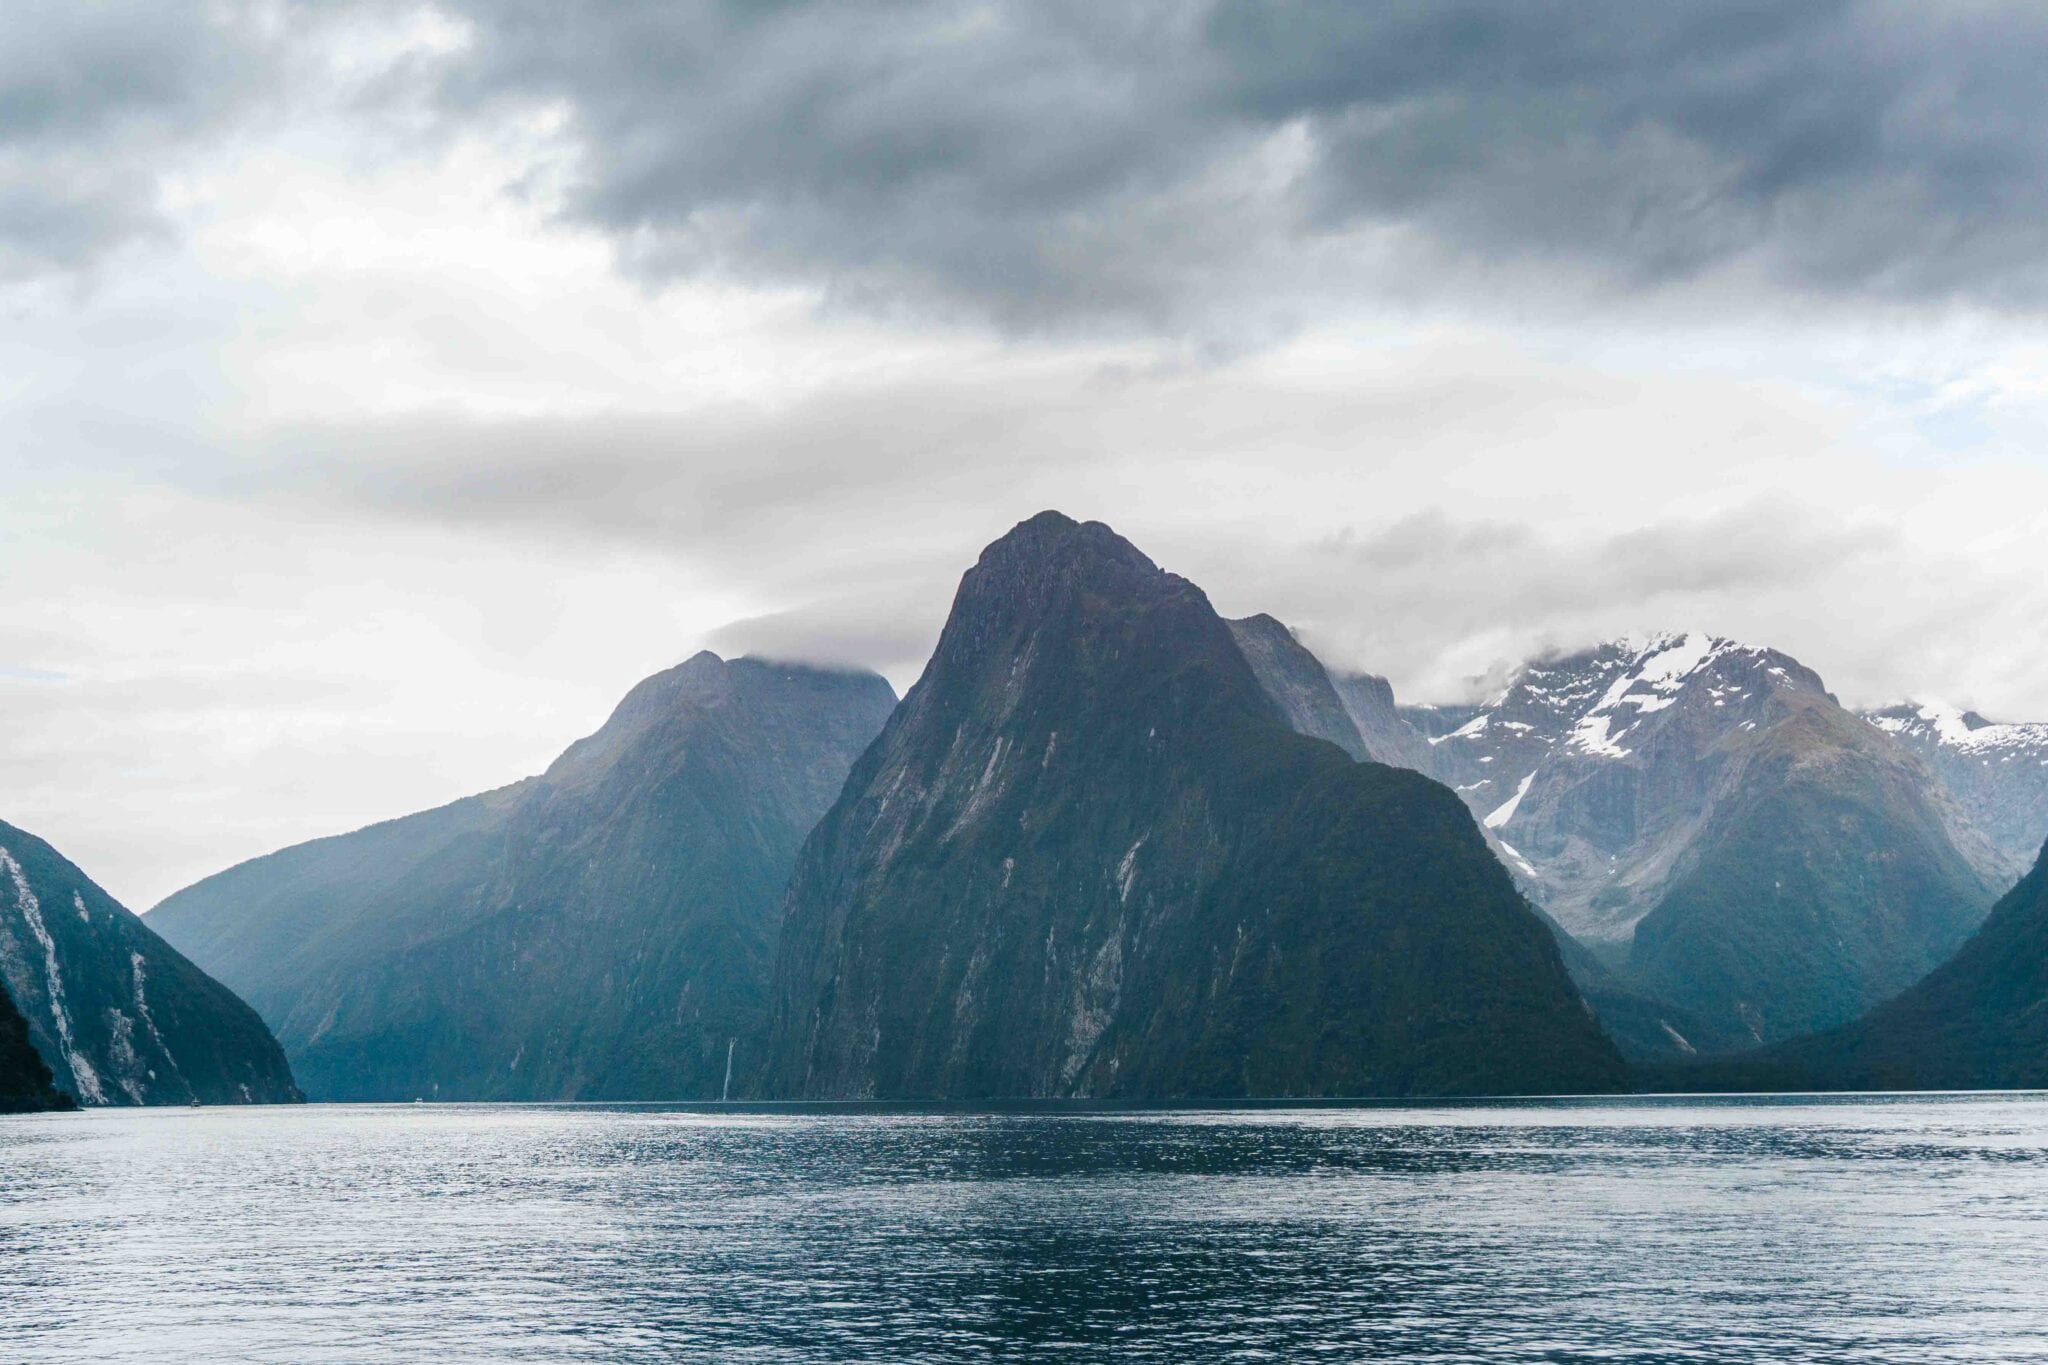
1865, 701, 2048, 873
1425, 634, 1998, 1055
1447, 634, 1834, 934
1418, 640, 1635, 821
1380, 633, 2009, 1052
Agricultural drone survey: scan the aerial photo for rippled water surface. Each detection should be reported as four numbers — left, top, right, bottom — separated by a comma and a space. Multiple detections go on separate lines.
5, 1095, 2048, 1361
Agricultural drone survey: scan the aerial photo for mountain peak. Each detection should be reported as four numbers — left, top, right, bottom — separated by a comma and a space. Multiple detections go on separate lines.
1869, 698, 2020, 746
547, 652, 893, 791
1861, 697, 2048, 873
973, 511, 1161, 581
767, 518, 1625, 1100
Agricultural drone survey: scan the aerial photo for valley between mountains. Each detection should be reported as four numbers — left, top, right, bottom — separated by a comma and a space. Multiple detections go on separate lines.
9, 512, 2048, 1109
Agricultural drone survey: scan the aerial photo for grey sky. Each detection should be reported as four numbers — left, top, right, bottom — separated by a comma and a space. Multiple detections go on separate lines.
5, 1, 2048, 905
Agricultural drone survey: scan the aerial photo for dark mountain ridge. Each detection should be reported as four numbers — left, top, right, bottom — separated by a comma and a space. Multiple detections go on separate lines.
0, 978, 73, 1113
765, 512, 1627, 1100
1, 819, 298, 1105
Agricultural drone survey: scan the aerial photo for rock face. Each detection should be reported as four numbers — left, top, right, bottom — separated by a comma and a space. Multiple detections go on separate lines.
1330, 670, 1439, 774
1226, 615, 1437, 775
1865, 701, 2048, 876
1227, 614, 1375, 761
1679, 840, 2048, 1091
1463, 637, 2003, 1049
1305, 634, 2002, 1057
0, 819, 299, 1105
150, 655, 896, 1101
765, 513, 1626, 1100
0, 979, 73, 1112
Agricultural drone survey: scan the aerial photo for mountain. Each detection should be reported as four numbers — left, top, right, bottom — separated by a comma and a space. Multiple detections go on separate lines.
1330, 670, 1439, 774
764, 512, 1627, 1100
1224, 614, 1441, 774
1230, 628, 1738, 1058
149, 654, 896, 1101
1670, 839, 2048, 1091
0, 979, 73, 1112
1226, 614, 1375, 760
1388, 634, 2005, 1052
1865, 701, 2048, 875
0, 819, 299, 1105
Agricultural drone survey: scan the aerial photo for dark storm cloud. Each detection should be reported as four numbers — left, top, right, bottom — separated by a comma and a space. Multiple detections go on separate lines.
432, 0, 1243, 327
1210, 1, 2048, 303
17, 2, 2048, 320
0, 2, 278, 280
425, 0, 2048, 325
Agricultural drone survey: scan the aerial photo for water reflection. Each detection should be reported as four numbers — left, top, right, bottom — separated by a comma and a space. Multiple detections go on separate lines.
3, 1095, 2046, 1361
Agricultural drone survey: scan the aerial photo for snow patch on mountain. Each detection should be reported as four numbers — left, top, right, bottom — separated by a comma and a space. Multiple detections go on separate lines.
1869, 699, 2048, 758
1565, 633, 1733, 759
1485, 771, 1536, 829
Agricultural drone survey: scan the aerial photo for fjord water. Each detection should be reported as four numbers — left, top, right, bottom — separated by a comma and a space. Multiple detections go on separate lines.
4, 1097, 2047, 1362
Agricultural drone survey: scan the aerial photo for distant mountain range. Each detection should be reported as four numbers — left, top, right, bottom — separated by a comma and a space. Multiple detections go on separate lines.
150, 655, 896, 1101
1179, 621, 2045, 1064
1864, 701, 2048, 873
103, 510, 2048, 1104
0, 818, 298, 1106
764, 513, 1624, 1099
1389, 635, 2010, 1052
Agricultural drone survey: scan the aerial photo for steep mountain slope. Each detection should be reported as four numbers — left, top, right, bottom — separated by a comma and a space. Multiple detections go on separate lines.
1226, 626, 1743, 1060
1227, 614, 1373, 760
1866, 701, 2048, 875
1418, 643, 1636, 819
1226, 614, 1437, 772
766, 512, 1626, 1100
150, 655, 895, 1101
1329, 670, 1438, 774
0, 819, 298, 1105
1671, 840, 2048, 1091
0, 979, 73, 1112
1403, 635, 2004, 1050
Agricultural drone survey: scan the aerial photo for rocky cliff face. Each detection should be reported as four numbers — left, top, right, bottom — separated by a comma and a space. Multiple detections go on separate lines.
765, 512, 1626, 1100
1865, 701, 2048, 877
1226, 615, 1439, 776
1227, 614, 1375, 761
1330, 670, 1439, 774
1461, 637, 2003, 1047
1313, 634, 2004, 1056
0, 978, 73, 1112
0, 819, 299, 1105
149, 655, 896, 1101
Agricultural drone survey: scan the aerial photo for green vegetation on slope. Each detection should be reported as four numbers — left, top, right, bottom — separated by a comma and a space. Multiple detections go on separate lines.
0, 979, 72, 1113
1656, 841, 2048, 1091
1629, 705, 2001, 1046
768, 512, 1626, 1100
1, 819, 297, 1105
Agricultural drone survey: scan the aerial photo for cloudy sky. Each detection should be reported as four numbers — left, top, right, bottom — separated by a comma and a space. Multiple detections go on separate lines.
8, 0, 2048, 907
